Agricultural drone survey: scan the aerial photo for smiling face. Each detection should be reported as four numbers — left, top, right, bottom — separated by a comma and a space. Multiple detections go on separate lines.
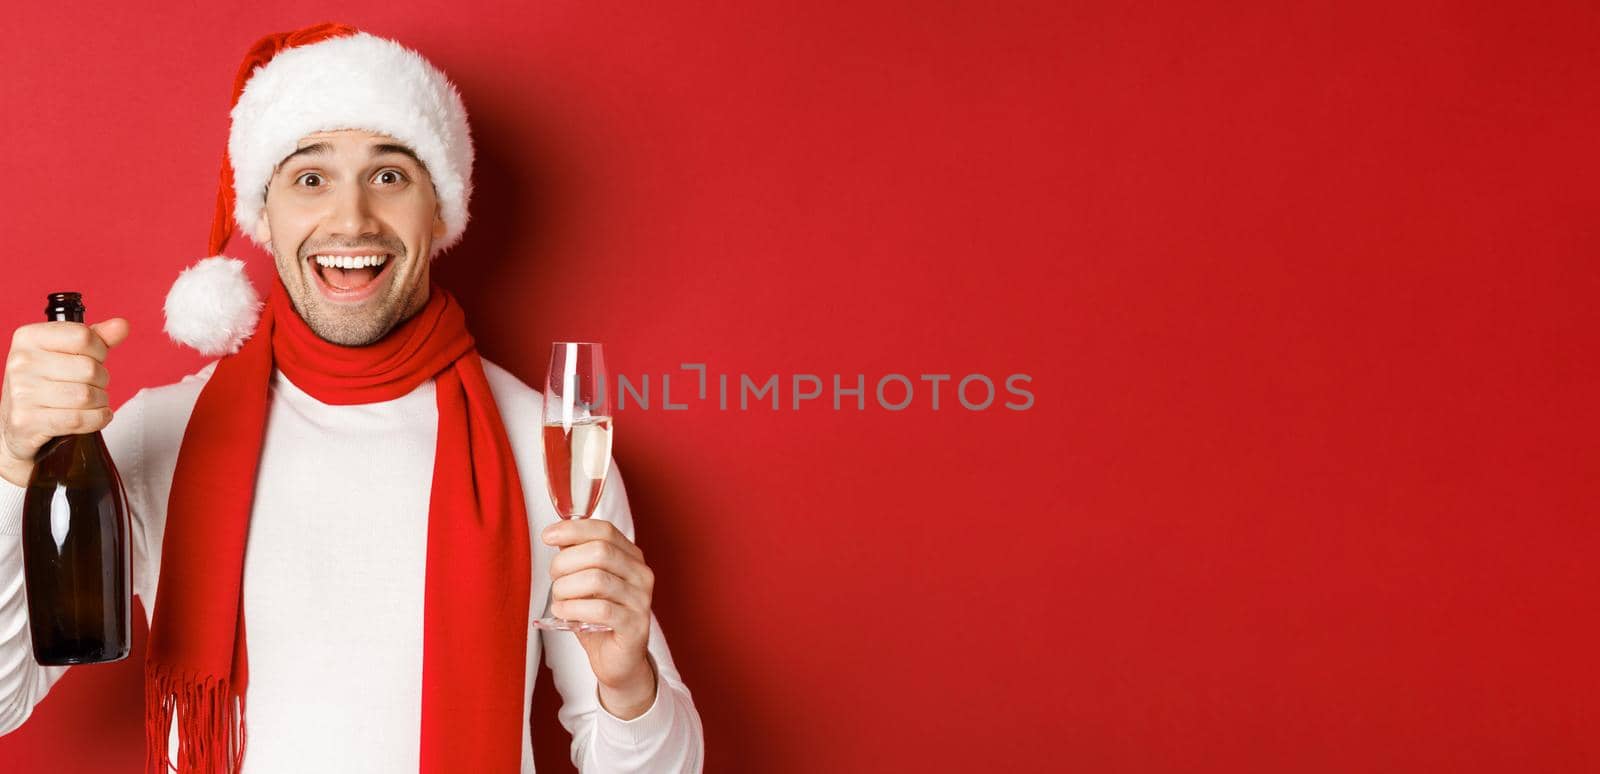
255, 129, 447, 346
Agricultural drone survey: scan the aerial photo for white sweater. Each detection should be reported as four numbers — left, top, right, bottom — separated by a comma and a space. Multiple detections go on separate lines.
0, 360, 704, 773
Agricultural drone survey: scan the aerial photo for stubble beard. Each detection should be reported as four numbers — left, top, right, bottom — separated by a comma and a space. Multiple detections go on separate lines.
273, 241, 423, 347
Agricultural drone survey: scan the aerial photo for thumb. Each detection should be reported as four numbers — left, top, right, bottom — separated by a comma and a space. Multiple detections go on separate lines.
89, 317, 131, 350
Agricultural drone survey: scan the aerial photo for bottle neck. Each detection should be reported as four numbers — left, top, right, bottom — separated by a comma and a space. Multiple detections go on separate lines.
44, 293, 85, 322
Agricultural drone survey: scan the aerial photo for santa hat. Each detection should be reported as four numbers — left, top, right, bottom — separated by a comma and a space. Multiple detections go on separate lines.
164, 23, 475, 356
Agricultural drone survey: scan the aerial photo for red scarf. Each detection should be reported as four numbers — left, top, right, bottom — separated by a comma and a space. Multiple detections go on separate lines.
145, 276, 532, 772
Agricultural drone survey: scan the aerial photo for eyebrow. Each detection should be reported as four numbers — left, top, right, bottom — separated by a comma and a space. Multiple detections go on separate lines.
371, 143, 425, 168
278, 142, 332, 168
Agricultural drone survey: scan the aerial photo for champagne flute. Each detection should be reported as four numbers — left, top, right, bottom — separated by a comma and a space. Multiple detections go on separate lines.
533, 341, 615, 633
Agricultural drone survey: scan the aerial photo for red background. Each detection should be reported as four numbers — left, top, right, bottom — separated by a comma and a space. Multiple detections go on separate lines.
2, 1, 1596, 771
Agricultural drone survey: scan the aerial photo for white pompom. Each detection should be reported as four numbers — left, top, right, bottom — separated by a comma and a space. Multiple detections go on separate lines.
163, 256, 263, 356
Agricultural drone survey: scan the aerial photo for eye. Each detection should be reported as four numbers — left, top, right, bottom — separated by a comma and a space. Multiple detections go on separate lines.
374, 169, 408, 185
295, 172, 325, 188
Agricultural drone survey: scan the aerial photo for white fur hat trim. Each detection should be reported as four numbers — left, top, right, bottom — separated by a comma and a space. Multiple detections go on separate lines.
163, 257, 263, 356
228, 32, 474, 255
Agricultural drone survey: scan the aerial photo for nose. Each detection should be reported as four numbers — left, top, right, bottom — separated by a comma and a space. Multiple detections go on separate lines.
327, 179, 382, 239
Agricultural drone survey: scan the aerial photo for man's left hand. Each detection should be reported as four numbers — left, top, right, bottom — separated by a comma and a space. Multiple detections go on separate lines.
542, 518, 659, 719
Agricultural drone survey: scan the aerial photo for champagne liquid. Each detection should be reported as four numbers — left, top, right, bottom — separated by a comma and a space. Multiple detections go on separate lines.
542, 416, 613, 518
21, 433, 131, 665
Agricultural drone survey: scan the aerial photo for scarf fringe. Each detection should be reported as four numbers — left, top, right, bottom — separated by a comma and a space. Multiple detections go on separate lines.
145, 666, 248, 774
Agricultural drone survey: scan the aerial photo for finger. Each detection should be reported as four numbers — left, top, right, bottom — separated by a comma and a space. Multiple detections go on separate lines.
549, 598, 641, 631
22, 322, 110, 361
542, 519, 644, 560
542, 517, 620, 546
28, 351, 109, 388
551, 567, 650, 608
549, 539, 651, 587
31, 380, 110, 410
89, 318, 131, 351
32, 407, 113, 437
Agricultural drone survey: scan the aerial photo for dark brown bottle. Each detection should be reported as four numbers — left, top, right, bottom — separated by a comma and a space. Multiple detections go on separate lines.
21, 292, 131, 665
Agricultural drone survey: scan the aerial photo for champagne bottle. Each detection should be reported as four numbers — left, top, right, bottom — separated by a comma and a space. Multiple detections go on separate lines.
20, 292, 131, 665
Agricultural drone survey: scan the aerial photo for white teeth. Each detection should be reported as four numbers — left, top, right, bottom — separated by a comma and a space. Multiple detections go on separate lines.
313, 254, 390, 270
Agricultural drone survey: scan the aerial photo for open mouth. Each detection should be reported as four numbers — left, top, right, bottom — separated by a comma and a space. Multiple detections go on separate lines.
308, 253, 395, 301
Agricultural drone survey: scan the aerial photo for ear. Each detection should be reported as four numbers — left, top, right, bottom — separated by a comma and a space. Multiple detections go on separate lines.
432, 206, 446, 241
253, 210, 273, 246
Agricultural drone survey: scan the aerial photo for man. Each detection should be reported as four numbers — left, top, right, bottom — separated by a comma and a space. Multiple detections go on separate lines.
0, 24, 703, 773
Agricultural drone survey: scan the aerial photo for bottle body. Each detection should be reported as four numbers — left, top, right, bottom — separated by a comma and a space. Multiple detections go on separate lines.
19, 292, 132, 665
21, 432, 132, 664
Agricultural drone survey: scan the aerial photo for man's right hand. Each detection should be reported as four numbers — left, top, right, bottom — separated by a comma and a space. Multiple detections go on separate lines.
0, 318, 129, 487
